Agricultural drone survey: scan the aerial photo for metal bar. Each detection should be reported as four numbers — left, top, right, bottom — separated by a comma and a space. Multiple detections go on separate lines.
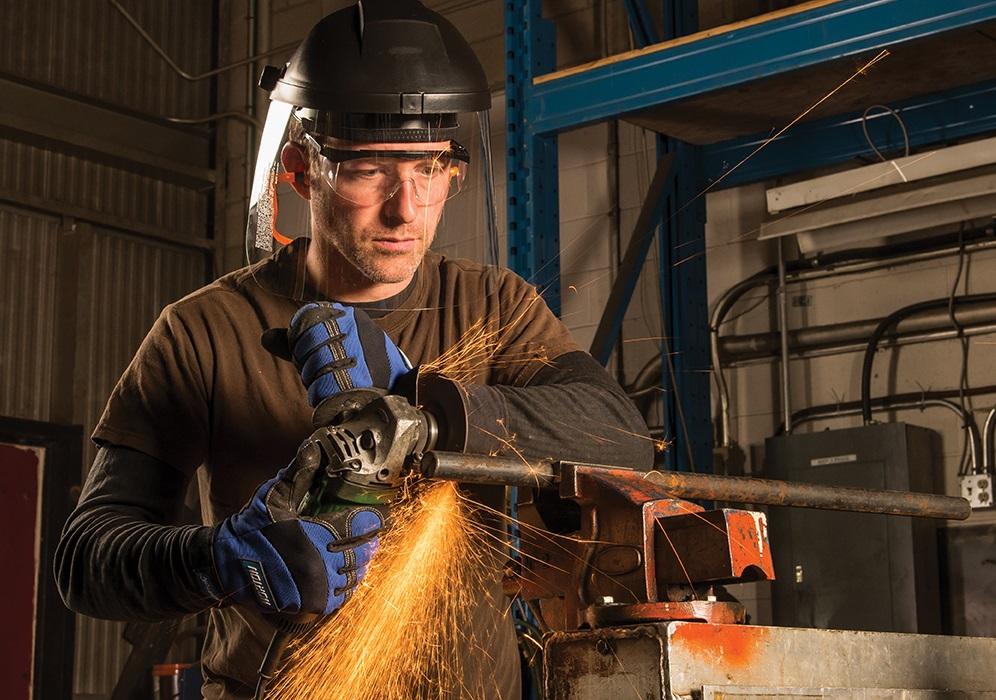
655, 0, 709, 474
704, 79, 996, 188
777, 239, 791, 433
422, 452, 970, 519
657, 141, 711, 473
720, 300, 996, 361
726, 321, 996, 367
505, 0, 561, 313
985, 405, 996, 470
528, 0, 996, 135
0, 76, 213, 187
621, 0, 660, 47
641, 470, 970, 520
589, 154, 673, 365
421, 452, 558, 488
0, 189, 214, 252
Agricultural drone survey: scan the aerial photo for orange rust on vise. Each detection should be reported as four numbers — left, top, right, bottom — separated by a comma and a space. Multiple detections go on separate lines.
671, 623, 769, 669
727, 511, 774, 580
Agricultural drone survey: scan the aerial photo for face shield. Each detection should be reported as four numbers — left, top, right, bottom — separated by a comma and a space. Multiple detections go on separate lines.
245, 103, 499, 301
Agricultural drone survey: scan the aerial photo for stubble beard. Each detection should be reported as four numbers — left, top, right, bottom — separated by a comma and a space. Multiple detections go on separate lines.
321, 212, 435, 285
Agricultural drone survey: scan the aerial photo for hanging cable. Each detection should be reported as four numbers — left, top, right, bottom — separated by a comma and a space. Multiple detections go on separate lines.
947, 223, 974, 475
861, 104, 911, 162
109, 0, 298, 82
860, 293, 996, 427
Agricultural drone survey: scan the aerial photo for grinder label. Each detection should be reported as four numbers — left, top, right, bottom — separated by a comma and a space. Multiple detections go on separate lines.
241, 559, 276, 610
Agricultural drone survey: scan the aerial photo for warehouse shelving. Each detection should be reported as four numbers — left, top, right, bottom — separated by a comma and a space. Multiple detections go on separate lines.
504, 0, 996, 472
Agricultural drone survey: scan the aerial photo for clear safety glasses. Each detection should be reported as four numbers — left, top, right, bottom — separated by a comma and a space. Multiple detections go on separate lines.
312, 140, 470, 207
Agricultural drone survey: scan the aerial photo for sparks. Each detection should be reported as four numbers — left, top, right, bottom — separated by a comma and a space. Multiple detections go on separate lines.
267, 482, 505, 699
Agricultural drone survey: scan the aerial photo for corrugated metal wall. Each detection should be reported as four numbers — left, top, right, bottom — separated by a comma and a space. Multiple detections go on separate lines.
71, 230, 207, 696
0, 205, 59, 421
0, 137, 208, 237
0, 1, 218, 697
2, 0, 212, 119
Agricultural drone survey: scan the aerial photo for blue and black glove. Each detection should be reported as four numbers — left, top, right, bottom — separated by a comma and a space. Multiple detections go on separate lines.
288, 302, 411, 407
201, 441, 382, 617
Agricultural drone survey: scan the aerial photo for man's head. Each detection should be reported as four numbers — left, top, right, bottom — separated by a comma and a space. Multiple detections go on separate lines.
247, 0, 491, 300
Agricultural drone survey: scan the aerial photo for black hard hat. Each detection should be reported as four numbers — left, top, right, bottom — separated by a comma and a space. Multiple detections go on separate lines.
259, 0, 490, 142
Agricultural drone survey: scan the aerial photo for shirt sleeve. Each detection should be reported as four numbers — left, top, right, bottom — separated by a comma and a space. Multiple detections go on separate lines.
54, 445, 218, 621
486, 270, 581, 387
460, 351, 655, 470
92, 303, 212, 476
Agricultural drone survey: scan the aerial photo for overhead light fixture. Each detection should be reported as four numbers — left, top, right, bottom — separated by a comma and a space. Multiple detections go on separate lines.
760, 136, 996, 253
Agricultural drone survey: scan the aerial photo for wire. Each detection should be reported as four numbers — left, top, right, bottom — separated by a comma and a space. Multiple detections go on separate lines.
719, 288, 775, 327
948, 222, 974, 475
109, 0, 299, 82
861, 104, 911, 162
166, 112, 262, 129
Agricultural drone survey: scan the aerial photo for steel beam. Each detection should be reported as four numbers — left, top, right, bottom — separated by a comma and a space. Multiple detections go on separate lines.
704, 78, 996, 188
657, 139, 711, 474
589, 154, 673, 365
655, 2, 712, 475
0, 76, 214, 188
621, 0, 660, 48
528, 0, 996, 136
505, 0, 561, 312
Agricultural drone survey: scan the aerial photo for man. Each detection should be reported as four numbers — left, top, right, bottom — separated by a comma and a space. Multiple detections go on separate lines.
55, 2, 653, 698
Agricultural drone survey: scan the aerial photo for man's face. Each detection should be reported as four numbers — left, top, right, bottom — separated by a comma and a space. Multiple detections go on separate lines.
309, 139, 452, 286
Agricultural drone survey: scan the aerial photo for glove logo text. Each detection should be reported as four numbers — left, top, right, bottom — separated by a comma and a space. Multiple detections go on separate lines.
241, 559, 276, 610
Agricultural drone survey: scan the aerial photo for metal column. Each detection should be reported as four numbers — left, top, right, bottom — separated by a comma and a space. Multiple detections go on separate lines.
656, 1, 711, 473
505, 0, 560, 313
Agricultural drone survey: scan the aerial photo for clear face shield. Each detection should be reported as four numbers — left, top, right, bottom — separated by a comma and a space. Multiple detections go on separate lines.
245, 102, 499, 301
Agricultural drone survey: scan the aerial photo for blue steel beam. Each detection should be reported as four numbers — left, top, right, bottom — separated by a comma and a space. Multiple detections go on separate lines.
528, 0, 996, 136
622, 0, 660, 47
505, 0, 561, 312
703, 79, 996, 188
589, 154, 674, 365
656, 0, 712, 474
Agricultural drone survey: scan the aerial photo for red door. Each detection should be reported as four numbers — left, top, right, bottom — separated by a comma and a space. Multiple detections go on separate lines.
0, 442, 43, 700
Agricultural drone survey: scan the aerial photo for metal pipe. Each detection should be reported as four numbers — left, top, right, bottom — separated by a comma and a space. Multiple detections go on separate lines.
726, 322, 996, 367
984, 405, 996, 470
720, 301, 996, 360
790, 397, 982, 475
422, 452, 970, 519
861, 294, 996, 424
421, 452, 558, 488
641, 470, 970, 520
712, 235, 996, 446
777, 240, 791, 433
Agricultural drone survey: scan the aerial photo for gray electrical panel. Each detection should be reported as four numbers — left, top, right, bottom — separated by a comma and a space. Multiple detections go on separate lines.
763, 422, 941, 634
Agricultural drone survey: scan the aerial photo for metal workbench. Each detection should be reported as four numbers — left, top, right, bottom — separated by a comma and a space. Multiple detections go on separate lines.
544, 621, 996, 698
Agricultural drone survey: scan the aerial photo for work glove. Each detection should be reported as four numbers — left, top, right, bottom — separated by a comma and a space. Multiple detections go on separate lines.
203, 440, 383, 617
286, 302, 411, 407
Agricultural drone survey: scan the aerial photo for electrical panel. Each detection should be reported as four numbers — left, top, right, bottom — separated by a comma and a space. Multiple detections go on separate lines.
763, 423, 941, 634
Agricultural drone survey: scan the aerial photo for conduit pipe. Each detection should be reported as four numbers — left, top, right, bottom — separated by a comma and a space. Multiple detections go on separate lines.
860, 293, 996, 424
983, 404, 996, 470
712, 233, 996, 447
720, 301, 996, 360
